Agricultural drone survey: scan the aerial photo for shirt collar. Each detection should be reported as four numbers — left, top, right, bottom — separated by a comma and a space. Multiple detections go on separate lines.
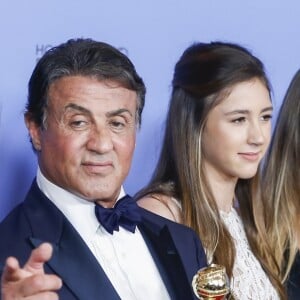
36, 167, 126, 240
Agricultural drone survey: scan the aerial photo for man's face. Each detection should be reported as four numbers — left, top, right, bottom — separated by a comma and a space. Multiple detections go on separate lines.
27, 75, 137, 207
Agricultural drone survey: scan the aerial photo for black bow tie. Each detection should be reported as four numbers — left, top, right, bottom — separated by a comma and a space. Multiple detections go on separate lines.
94, 195, 141, 234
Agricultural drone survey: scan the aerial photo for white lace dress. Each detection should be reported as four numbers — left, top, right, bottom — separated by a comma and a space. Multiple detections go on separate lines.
220, 208, 279, 300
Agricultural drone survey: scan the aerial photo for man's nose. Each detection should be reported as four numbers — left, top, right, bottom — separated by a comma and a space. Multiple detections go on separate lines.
87, 126, 113, 153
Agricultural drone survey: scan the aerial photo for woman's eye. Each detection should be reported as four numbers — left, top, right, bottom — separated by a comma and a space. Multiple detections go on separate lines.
261, 114, 272, 121
232, 117, 246, 124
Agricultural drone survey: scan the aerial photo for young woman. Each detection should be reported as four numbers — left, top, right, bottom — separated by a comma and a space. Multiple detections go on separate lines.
262, 69, 300, 299
137, 42, 284, 299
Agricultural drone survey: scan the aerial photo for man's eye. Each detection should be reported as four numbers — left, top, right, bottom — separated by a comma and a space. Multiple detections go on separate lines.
70, 120, 88, 128
111, 121, 125, 129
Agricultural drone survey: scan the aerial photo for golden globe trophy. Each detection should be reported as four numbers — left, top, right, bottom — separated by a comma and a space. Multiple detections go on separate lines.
192, 264, 234, 300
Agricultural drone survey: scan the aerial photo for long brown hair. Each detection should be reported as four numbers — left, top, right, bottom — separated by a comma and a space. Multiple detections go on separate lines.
136, 42, 285, 298
262, 69, 300, 282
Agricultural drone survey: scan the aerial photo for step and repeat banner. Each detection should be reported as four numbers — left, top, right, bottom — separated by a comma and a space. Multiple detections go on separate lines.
0, 0, 299, 220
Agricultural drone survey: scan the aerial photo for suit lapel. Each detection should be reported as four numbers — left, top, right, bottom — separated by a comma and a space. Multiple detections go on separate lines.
24, 182, 198, 299
139, 217, 195, 300
25, 182, 120, 300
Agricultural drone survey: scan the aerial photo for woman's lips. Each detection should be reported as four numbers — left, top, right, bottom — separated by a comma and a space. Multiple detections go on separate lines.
238, 152, 260, 161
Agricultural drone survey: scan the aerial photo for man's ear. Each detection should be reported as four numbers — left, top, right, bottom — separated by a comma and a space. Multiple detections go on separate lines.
24, 113, 42, 151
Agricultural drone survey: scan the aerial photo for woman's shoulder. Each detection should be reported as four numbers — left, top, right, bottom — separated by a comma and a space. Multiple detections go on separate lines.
137, 193, 182, 223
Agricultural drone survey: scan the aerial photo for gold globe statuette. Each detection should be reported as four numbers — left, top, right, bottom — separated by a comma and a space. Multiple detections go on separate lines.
192, 264, 234, 300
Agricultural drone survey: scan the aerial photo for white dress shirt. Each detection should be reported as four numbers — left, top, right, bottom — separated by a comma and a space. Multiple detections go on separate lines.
36, 168, 170, 300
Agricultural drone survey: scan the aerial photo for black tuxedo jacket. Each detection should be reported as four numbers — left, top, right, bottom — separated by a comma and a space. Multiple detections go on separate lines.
287, 252, 300, 300
0, 181, 207, 299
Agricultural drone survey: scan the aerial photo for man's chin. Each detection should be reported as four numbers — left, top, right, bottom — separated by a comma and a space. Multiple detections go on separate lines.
78, 187, 120, 203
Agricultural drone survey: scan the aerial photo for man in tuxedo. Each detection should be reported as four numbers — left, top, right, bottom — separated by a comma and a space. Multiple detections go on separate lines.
0, 38, 206, 299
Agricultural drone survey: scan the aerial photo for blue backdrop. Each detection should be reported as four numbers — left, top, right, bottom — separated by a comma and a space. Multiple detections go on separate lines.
1, 0, 299, 220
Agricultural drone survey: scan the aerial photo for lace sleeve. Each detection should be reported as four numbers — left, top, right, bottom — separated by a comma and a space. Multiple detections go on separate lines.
220, 208, 279, 300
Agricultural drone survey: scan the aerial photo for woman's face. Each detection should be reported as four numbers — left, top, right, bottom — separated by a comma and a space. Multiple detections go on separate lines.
202, 78, 272, 182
